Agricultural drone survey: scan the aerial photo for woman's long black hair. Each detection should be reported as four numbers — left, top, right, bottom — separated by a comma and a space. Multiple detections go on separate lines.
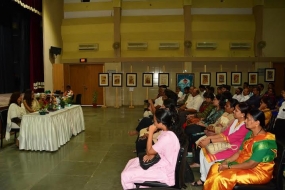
155, 108, 187, 146
23, 89, 33, 107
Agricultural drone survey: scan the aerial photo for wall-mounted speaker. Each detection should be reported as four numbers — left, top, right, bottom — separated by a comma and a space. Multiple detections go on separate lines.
49, 46, 61, 56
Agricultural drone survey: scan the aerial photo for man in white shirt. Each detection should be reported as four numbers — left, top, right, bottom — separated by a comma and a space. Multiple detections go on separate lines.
277, 101, 285, 119
179, 88, 204, 125
199, 85, 206, 97
232, 87, 243, 102
240, 87, 250, 102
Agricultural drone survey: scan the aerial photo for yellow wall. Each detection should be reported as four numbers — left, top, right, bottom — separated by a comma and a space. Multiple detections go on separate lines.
192, 15, 255, 57
43, 0, 64, 91
121, 15, 184, 57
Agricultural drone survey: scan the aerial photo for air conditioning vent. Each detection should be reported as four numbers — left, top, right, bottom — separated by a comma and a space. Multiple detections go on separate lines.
196, 42, 217, 49
78, 44, 98, 51
127, 42, 148, 50
230, 43, 251, 49
159, 43, 180, 50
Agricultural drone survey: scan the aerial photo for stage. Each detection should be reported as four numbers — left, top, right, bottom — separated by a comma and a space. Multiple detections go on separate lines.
0, 93, 11, 108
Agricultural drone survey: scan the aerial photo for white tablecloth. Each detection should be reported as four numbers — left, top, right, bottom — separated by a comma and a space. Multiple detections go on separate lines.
19, 105, 85, 151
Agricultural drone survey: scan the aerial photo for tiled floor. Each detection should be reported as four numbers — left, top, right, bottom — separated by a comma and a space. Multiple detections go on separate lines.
2, 106, 281, 190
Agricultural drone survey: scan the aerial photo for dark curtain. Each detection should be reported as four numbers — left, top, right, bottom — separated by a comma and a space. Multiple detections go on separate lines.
0, 0, 42, 94
0, 0, 15, 93
29, 12, 43, 92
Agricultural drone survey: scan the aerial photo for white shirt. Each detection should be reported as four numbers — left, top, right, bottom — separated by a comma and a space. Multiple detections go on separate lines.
154, 96, 163, 107
6, 103, 26, 140
185, 94, 193, 105
240, 94, 250, 102
177, 91, 183, 98
186, 95, 204, 111
277, 102, 285, 119
232, 94, 242, 102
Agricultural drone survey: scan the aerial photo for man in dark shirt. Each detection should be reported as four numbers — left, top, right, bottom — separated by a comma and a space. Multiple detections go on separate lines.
246, 86, 261, 109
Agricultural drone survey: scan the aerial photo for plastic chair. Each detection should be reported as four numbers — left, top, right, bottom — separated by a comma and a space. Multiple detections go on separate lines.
233, 140, 285, 190
134, 141, 189, 189
0, 109, 20, 148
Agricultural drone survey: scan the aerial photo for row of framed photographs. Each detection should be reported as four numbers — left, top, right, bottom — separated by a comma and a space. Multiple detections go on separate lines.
99, 73, 170, 87
99, 68, 275, 87
202, 68, 275, 86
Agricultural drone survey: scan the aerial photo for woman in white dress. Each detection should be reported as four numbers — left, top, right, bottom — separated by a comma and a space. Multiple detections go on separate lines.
6, 92, 26, 145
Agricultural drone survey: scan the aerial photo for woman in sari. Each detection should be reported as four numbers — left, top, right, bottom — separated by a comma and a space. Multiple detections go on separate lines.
191, 102, 249, 186
204, 109, 277, 190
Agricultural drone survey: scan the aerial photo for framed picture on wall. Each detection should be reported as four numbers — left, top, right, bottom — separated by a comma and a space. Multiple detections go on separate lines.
248, 72, 258, 85
126, 73, 137, 87
112, 73, 122, 87
176, 73, 195, 91
200, 72, 211, 86
216, 72, 227, 86
231, 72, 242, 86
142, 73, 153, 87
98, 73, 109, 87
158, 73, 169, 87
264, 68, 275, 82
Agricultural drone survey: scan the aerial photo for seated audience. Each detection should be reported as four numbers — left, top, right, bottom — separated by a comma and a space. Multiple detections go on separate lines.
199, 85, 206, 96
216, 86, 222, 95
63, 85, 74, 99
187, 98, 237, 168
221, 85, 231, 93
246, 86, 261, 109
276, 96, 285, 119
177, 86, 190, 105
185, 92, 214, 126
175, 86, 183, 98
239, 87, 250, 102
178, 87, 204, 125
259, 96, 273, 126
135, 99, 178, 156
258, 83, 265, 96
6, 92, 26, 144
272, 89, 285, 117
191, 102, 249, 186
263, 87, 276, 109
22, 89, 40, 113
204, 109, 277, 190
232, 87, 243, 102
121, 108, 186, 189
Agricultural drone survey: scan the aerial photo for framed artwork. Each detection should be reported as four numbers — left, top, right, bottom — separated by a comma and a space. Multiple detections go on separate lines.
264, 68, 275, 82
158, 73, 169, 87
98, 73, 109, 87
248, 72, 258, 85
142, 73, 153, 87
176, 73, 195, 90
126, 73, 137, 87
216, 72, 227, 86
112, 73, 122, 87
231, 72, 242, 86
200, 72, 211, 86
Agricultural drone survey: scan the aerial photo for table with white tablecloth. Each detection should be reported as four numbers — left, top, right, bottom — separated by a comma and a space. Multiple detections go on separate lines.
19, 105, 85, 151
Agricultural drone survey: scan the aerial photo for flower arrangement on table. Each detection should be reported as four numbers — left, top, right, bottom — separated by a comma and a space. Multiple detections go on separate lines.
39, 99, 49, 115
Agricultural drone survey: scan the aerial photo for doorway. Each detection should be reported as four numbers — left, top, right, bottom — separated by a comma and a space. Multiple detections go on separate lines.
69, 64, 103, 105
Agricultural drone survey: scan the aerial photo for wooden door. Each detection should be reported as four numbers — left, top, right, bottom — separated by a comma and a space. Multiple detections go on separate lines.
69, 64, 103, 105
84, 65, 103, 105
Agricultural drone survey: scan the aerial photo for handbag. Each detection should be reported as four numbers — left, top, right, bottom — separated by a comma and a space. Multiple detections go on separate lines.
139, 153, 161, 170
195, 135, 238, 155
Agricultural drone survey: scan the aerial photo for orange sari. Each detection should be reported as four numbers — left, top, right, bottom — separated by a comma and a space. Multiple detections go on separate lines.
203, 132, 277, 190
